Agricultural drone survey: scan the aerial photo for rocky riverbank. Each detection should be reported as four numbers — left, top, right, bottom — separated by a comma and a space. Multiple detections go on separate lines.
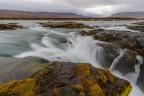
80, 29, 144, 56
0, 23, 24, 30
127, 22, 144, 32
39, 22, 94, 29
0, 61, 132, 96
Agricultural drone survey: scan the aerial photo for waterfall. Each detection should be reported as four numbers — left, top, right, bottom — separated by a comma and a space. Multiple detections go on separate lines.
110, 49, 127, 70
15, 30, 104, 68
112, 55, 144, 96
15, 29, 144, 95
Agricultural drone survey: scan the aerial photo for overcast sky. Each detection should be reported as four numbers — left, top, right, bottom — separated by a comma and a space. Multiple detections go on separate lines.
0, 0, 144, 16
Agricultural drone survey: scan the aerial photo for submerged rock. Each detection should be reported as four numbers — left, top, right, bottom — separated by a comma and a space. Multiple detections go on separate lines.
39, 22, 93, 29
0, 62, 132, 96
0, 23, 24, 30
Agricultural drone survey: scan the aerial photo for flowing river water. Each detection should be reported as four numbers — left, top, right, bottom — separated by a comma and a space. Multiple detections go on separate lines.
0, 20, 143, 96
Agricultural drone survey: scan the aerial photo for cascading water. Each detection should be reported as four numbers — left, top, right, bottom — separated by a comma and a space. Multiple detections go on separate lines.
15, 30, 103, 68
111, 54, 144, 96
110, 49, 126, 70
15, 29, 144, 96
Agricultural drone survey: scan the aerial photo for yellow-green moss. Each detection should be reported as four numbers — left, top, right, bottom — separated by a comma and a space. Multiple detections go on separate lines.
75, 64, 90, 77
0, 78, 36, 96
104, 70, 115, 84
73, 84, 83, 92
97, 69, 107, 84
89, 84, 104, 96
73, 84, 85, 96
120, 84, 132, 96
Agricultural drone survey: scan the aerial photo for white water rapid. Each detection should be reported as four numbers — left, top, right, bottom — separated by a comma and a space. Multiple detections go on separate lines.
15, 29, 143, 96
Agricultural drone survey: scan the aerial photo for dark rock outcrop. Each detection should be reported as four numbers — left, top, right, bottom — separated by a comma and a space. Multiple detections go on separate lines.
0, 23, 24, 30
127, 26, 144, 32
97, 43, 120, 67
39, 22, 93, 29
114, 49, 137, 75
0, 62, 132, 96
97, 43, 137, 75
132, 22, 144, 25
80, 29, 144, 57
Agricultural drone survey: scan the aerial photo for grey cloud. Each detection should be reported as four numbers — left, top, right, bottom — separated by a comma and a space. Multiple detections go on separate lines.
0, 0, 143, 16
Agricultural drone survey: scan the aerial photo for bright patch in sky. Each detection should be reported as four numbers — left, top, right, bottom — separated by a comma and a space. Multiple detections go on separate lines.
84, 5, 114, 16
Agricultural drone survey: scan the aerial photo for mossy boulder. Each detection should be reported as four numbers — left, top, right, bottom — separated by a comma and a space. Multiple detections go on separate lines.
34, 62, 132, 96
0, 23, 24, 30
0, 62, 132, 96
39, 22, 93, 29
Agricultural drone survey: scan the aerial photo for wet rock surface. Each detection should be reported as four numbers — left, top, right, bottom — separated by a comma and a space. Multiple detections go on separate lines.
97, 42, 137, 75
39, 22, 93, 29
97, 43, 120, 67
0, 62, 132, 96
0, 23, 24, 30
114, 49, 137, 75
80, 29, 144, 57
127, 26, 144, 32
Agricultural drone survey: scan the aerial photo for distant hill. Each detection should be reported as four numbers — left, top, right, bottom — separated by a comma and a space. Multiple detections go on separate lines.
0, 10, 85, 19
110, 12, 144, 19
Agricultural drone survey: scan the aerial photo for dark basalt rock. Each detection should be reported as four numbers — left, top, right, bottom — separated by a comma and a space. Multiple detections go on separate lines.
97, 43, 137, 75
80, 29, 144, 57
127, 26, 144, 32
0, 62, 132, 96
0, 23, 24, 30
114, 49, 137, 75
34, 62, 132, 96
39, 22, 94, 29
97, 43, 120, 67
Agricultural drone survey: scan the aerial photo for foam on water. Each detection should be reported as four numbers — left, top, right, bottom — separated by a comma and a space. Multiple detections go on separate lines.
15, 30, 103, 68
